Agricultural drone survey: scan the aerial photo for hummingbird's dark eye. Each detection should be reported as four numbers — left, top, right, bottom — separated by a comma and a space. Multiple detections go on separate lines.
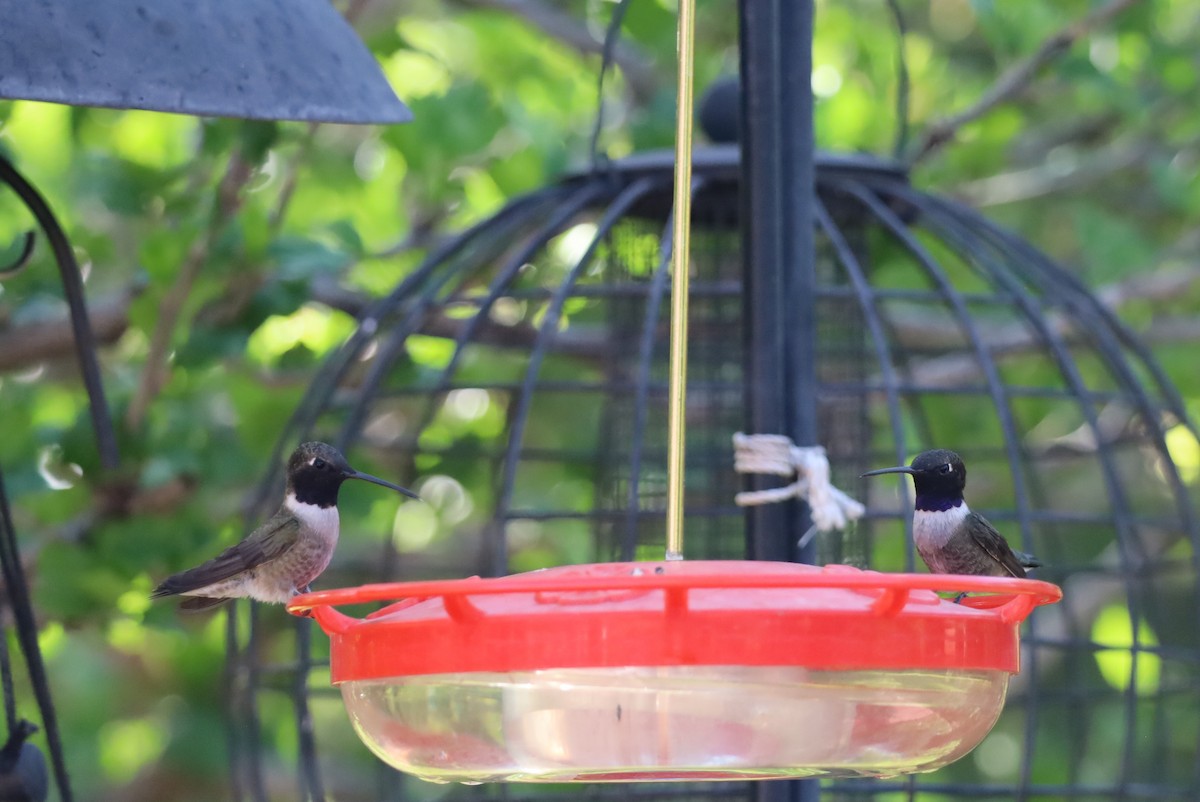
313, 458, 327, 470
939, 463, 953, 474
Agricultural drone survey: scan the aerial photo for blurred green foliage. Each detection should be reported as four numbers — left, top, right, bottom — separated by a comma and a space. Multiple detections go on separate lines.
0, 0, 1197, 799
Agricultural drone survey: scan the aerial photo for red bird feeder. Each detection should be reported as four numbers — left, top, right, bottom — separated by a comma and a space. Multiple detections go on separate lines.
289, 561, 1060, 783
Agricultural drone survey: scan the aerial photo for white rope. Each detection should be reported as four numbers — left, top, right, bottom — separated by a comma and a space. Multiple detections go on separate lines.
732, 433, 865, 532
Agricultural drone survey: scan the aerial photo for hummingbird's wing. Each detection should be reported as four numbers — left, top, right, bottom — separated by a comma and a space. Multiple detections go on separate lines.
151, 514, 301, 598
965, 511, 1028, 578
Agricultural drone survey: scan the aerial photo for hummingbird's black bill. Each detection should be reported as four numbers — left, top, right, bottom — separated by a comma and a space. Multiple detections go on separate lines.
860, 465, 917, 478
347, 470, 421, 500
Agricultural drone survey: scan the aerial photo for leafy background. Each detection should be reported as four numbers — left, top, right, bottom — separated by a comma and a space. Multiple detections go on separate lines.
0, 0, 1197, 799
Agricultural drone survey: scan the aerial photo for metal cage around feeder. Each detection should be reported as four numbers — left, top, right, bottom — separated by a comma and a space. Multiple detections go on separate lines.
228, 143, 1200, 801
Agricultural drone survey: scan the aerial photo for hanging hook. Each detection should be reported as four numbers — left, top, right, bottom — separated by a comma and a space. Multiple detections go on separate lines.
885, 0, 911, 160
0, 154, 119, 470
0, 232, 35, 280
588, 0, 634, 174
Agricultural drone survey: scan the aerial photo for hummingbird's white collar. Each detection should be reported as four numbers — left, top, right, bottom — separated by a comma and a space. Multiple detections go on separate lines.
913, 502, 970, 548
285, 492, 340, 537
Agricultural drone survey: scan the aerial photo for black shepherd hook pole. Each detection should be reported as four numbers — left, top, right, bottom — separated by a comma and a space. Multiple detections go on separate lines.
739, 0, 820, 801
0, 154, 121, 470
0, 152, 127, 802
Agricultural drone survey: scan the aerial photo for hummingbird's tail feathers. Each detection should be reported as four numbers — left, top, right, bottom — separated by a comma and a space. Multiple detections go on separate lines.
178, 596, 230, 613
151, 570, 220, 599
150, 577, 188, 599
1016, 550, 1043, 569
151, 570, 232, 611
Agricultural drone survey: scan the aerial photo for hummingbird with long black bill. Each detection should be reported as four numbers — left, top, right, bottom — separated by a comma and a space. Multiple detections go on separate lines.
152, 442, 418, 611
861, 449, 1041, 578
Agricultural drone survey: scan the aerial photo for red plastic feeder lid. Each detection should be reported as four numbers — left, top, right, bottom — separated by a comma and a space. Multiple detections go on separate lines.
289, 561, 1061, 684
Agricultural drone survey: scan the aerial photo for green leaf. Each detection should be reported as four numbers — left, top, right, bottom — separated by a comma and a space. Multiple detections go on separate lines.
138, 227, 191, 283
75, 156, 172, 216
236, 120, 280, 164
325, 219, 366, 257
268, 235, 351, 280
1071, 205, 1156, 283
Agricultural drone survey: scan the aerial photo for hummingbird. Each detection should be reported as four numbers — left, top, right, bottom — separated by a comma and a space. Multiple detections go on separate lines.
861, 449, 1041, 578
152, 442, 418, 611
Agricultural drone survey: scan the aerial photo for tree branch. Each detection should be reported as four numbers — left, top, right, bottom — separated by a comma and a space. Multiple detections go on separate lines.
953, 138, 1155, 207
308, 276, 611, 359
1006, 112, 1122, 164
125, 152, 254, 431
8, 259, 1200, 384
269, 124, 320, 232
0, 287, 140, 373
890, 263, 1200, 387
910, 0, 1146, 164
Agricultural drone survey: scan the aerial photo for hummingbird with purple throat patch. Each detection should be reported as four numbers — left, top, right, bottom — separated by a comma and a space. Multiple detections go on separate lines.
152, 442, 418, 611
861, 449, 1041, 578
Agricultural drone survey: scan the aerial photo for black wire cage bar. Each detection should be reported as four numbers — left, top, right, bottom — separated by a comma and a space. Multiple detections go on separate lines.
231, 143, 1200, 801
